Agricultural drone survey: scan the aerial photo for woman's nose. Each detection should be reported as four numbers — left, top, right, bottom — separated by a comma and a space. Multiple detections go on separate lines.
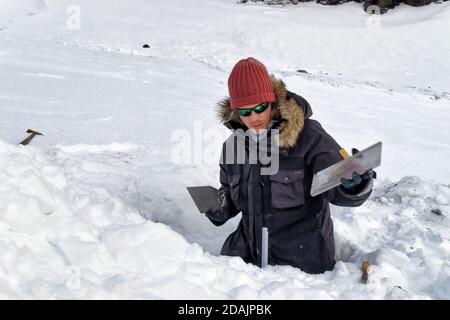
249, 112, 260, 120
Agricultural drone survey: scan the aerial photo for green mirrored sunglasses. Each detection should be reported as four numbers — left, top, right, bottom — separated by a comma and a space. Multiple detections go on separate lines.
236, 102, 270, 117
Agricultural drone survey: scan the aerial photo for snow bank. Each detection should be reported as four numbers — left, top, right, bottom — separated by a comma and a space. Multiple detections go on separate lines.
1, 0, 449, 300
55, 143, 143, 155
333, 176, 450, 299
0, 0, 46, 29
1, 140, 449, 299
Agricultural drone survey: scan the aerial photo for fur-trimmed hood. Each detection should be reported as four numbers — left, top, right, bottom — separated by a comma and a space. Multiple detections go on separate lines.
216, 75, 313, 149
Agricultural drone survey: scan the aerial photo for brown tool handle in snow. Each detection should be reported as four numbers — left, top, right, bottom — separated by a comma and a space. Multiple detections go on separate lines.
361, 260, 370, 284
19, 129, 44, 146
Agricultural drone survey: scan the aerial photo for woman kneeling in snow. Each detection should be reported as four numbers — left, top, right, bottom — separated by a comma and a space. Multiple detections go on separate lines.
206, 57, 374, 274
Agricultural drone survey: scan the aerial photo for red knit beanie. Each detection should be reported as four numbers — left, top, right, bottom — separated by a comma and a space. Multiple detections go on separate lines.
227, 57, 276, 109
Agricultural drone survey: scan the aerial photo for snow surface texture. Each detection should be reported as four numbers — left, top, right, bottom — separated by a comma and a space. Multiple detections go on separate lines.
0, 0, 449, 299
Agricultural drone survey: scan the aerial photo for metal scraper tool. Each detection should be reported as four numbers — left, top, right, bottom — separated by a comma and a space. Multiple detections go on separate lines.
310, 142, 382, 197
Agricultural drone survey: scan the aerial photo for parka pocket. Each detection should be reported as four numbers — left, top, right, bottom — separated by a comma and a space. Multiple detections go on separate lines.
270, 169, 305, 209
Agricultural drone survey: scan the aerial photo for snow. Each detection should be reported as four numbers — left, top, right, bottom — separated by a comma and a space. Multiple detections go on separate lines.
0, 0, 449, 299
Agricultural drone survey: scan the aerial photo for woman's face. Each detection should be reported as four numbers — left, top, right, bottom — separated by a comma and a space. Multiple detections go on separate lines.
237, 103, 272, 133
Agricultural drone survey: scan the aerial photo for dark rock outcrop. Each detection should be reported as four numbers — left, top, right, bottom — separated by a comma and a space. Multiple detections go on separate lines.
238, 0, 447, 14
364, 0, 399, 13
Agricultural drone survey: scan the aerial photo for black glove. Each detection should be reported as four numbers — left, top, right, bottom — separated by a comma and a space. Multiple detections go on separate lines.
340, 148, 376, 194
205, 209, 229, 226
205, 190, 230, 226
